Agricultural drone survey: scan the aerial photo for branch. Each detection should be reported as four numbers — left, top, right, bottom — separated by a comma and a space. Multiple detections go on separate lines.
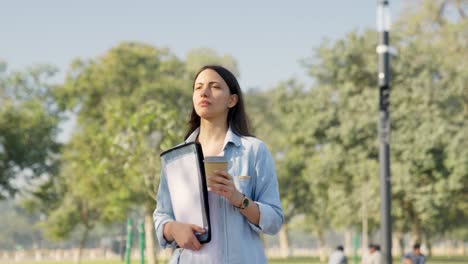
455, 0, 466, 18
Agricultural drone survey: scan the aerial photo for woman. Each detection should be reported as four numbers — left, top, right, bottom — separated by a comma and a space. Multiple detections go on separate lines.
153, 65, 283, 263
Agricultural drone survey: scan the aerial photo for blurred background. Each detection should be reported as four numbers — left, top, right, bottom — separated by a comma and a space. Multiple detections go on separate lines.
0, 0, 466, 263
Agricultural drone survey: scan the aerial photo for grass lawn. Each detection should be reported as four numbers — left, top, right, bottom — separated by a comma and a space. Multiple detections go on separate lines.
269, 256, 468, 264
3, 255, 467, 264
3, 258, 317, 264
3, 259, 318, 264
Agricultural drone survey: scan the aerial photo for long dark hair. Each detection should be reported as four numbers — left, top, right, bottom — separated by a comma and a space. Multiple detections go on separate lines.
184, 65, 253, 140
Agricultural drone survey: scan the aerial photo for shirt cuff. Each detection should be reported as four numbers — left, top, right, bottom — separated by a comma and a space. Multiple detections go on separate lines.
247, 201, 282, 235
156, 219, 178, 248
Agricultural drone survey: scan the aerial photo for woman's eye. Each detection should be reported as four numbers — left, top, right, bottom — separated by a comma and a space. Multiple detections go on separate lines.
212, 86, 220, 89
195, 86, 201, 90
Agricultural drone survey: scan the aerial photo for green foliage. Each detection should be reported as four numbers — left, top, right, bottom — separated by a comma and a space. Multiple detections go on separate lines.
36, 42, 192, 240
185, 47, 240, 77
0, 200, 43, 249
296, 0, 467, 239
246, 3, 467, 241
246, 80, 314, 225
0, 64, 61, 199
387, 0, 468, 239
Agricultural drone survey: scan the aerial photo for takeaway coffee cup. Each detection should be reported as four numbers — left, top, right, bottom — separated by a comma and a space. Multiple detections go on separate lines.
203, 156, 228, 186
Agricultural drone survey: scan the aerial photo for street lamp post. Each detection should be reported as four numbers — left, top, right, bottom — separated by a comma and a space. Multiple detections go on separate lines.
377, 1, 392, 264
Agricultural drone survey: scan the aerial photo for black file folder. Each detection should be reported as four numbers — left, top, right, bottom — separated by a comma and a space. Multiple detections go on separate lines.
160, 142, 211, 243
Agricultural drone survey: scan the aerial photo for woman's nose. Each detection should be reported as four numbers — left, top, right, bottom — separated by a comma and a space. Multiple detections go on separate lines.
200, 86, 210, 97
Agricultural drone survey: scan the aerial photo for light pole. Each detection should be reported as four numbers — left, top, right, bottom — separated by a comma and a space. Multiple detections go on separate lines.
377, 1, 392, 264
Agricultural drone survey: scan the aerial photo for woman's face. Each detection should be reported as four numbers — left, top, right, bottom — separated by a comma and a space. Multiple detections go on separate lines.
193, 69, 238, 120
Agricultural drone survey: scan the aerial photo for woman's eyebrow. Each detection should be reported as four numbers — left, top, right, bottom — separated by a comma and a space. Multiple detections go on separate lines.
195, 81, 221, 85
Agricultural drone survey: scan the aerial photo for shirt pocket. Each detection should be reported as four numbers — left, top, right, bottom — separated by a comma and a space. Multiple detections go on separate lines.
234, 175, 252, 197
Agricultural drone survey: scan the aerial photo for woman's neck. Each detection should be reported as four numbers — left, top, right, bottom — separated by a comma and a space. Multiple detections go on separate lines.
198, 119, 228, 146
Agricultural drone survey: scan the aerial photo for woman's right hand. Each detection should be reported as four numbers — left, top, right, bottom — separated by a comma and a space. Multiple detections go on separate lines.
164, 221, 205, 250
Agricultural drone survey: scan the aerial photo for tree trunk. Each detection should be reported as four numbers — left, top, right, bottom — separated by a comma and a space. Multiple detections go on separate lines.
279, 224, 290, 258
422, 231, 432, 257
318, 231, 327, 264
426, 237, 432, 257
145, 205, 158, 264
393, 232, 404, 257
76, 227, 89, 264
345, 230, 352, 256
411, 220, 422, 244
361, 188, 368, 254
463, 240, 466, 255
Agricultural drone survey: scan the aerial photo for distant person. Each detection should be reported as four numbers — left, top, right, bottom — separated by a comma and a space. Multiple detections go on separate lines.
362, 244, 383, 264
329, 245, 347, 264
403, 243, 425, 264
373, 244, 383, 264
403, 255, 413, 264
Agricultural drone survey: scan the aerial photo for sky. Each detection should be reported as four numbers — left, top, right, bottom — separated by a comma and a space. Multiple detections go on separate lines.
1, 0, 406, 141
1, 0, 405, 90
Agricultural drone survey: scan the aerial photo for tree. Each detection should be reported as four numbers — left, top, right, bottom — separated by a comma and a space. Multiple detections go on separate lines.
185, 47, 240, 77
36, 42, 191, 264
0, 62, 61, 199
390, 0, 467, 246
246, 80, 319, 258
298, 0, 467, 252
0, 200, 43, 250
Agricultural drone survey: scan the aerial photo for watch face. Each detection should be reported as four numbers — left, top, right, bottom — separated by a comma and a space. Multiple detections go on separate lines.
242, 197, 249, 209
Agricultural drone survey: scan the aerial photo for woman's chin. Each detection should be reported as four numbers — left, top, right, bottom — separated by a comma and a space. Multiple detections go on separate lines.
198, 112, 227, 121
197, 112, 215, 119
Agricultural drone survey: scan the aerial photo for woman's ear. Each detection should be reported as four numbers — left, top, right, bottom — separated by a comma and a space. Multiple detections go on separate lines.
228, 94, 239, 108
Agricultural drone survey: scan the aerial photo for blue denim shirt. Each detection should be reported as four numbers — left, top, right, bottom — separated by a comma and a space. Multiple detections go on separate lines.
153, 127, 283, 263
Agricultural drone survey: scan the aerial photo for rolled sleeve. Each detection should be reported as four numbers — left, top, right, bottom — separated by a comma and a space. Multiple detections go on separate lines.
153, 171, 177, 248
248, 142, 284, 235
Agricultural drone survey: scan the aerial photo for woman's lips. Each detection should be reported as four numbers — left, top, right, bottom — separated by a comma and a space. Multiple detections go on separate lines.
199, 100, 210, 107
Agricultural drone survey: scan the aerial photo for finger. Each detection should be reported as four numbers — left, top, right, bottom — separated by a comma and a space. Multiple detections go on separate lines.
208, 185, 222, 194
208, 175, 231, 185
214, 170, 232, 179
189, 243, 198, 251
191, 237, 202, 250
209, 183, 229, 193
190, 224, 206, 233
209, 186, 229, 197
218, 174, 235, 185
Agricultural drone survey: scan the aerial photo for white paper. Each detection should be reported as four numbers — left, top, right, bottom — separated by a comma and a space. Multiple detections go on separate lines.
165, 153, 206, 229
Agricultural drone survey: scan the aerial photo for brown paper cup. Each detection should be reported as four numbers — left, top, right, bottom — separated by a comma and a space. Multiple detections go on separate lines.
204, 156, 228, 186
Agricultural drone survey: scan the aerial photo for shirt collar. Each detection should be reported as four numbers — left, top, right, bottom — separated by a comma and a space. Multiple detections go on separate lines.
224, 126, 242, 148
185, 126, 242, 149
185, 127, 200, 143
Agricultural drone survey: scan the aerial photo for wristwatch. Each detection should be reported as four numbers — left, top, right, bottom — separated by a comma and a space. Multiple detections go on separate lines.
239, 194, 249, 210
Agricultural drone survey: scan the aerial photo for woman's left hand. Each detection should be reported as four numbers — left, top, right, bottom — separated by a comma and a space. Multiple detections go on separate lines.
208, 170, 243, 207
